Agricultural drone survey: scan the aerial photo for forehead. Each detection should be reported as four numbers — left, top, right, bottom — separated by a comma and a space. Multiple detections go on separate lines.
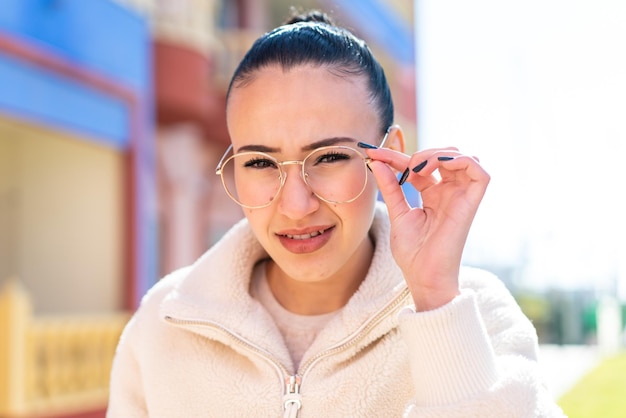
226, 65, 379, 150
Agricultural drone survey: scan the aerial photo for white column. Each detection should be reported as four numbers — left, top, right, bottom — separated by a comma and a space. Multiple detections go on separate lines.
158, 124, 206, 272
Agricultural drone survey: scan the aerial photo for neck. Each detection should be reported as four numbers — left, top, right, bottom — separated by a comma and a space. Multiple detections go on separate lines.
266, 235, 374, 315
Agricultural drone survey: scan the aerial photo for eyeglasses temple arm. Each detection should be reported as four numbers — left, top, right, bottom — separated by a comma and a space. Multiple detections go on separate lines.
215, 144, 234, 174
378, 127, 392, 148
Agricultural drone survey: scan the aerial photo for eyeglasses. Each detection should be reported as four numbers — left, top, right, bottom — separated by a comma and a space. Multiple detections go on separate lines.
215, 132, 390, 209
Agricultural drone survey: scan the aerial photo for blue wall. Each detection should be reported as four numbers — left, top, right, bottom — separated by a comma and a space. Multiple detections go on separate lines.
0, 0, 151, 148
0, 52, 129, 148
0, 0, 149, 91
330, 0, 414, 66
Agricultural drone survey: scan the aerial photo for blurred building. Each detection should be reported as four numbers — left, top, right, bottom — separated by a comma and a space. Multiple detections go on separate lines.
1, 1, 152, 416
0, 1, 415, 416
0, 0, 155, 313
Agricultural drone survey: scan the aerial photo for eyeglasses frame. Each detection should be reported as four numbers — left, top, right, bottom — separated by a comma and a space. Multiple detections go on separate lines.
215, 130, 391, 209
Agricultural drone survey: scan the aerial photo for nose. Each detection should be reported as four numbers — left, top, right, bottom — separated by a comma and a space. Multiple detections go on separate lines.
277, 165, 319, 219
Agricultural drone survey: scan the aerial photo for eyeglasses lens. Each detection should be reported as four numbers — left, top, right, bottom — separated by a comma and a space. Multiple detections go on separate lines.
219, 146, 368, 208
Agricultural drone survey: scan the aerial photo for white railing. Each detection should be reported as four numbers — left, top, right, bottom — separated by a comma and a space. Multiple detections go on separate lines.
0, 278, 129, 417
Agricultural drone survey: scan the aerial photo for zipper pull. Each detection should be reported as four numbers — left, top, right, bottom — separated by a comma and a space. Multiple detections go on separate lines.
283, 375, 302, 418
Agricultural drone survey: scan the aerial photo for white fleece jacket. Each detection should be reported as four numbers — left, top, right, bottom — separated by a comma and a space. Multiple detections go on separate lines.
107, 204, 565, 418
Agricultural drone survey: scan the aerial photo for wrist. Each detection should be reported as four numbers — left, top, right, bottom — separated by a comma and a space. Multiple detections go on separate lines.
409, 286, 461, 312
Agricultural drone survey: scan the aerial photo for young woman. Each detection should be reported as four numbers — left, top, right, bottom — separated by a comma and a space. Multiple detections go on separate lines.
107, 10, 564, 417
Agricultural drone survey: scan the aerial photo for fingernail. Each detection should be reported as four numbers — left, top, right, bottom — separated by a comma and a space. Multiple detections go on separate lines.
438, 156, 454, 161
398, 168, 410, 185
357, 141, 378, 149
412, 160, 427, 173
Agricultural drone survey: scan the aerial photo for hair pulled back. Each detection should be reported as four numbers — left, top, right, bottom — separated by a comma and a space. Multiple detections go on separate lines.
226, 10, 394, 136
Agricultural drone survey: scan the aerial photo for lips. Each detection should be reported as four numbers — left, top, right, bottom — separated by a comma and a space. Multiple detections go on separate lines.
276, 226, 335, 254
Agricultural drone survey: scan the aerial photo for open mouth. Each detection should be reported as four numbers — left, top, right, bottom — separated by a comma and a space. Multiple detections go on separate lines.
279, 226, 334, 240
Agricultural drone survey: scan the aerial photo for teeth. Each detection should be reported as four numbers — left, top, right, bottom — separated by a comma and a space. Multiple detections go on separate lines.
285, 229, 325, 240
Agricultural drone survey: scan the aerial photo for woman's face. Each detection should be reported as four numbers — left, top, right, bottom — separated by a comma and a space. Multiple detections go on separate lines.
226, 65, 382, 284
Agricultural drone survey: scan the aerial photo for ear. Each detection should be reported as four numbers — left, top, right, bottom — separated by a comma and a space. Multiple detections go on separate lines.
385, 125, 405, 153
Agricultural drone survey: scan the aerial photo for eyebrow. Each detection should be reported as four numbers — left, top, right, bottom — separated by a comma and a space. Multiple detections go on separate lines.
236, 137, 357, 154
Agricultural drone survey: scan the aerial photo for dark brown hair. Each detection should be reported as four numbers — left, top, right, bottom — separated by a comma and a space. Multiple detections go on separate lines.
227, 10, 394, 136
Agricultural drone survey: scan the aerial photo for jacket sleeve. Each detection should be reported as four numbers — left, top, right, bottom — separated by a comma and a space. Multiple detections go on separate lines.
106, 315, 149, 418
399, 268, 566, 418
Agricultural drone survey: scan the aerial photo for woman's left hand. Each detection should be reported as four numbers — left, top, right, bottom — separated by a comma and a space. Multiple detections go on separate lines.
365, 146, 490, 311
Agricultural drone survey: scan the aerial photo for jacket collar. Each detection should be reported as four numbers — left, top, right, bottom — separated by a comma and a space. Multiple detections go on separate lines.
159, 202, 409, 365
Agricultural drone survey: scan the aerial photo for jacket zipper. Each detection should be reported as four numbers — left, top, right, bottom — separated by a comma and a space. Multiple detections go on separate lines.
164, 286, 410, 418
289, 286, 410, 417
283, 375, 302, 418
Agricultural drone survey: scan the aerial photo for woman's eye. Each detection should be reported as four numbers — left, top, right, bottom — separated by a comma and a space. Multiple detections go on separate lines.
244, 158, 277, 169
315, 152, 351, 164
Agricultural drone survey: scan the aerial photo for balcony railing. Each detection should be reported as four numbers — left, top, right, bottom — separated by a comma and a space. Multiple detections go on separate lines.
0, 278, 129, 417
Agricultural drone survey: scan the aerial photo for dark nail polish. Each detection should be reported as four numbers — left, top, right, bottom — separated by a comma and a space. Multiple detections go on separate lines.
398, 168, 410, 186
412, 160, 427, 173
357, 141, 378, 149
438, 156, 454, 161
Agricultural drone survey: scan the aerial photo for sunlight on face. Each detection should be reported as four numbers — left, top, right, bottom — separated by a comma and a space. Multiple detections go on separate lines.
226, 65, 381, 284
